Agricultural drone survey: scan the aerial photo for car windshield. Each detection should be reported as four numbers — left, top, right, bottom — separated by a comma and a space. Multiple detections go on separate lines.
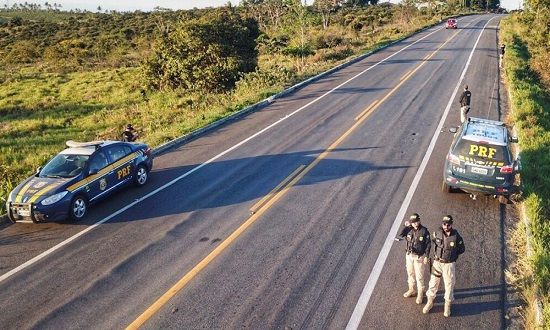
40, 154, 89, 178
453, 140, 509, 164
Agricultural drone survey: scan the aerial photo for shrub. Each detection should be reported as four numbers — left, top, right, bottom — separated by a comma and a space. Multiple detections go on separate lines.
142, 8, 260, 93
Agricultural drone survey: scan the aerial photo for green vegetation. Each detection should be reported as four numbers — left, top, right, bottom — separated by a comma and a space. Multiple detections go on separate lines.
143, 10, 260, 92
0, 2, 475, 213
500, 9, 550, 327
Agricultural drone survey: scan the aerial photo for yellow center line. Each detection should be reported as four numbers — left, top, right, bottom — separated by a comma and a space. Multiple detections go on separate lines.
127, 32, 459, 330
400, 70, 412, 81
354, 100, 379, 121
250, 164, 306, 213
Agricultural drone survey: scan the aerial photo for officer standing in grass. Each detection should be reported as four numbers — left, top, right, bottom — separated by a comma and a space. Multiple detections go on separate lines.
395, 213, 431, 305
499, 44, 506, 68
459, 85, 472, 123
122, 124, 138, 142
423, 215, 465, 317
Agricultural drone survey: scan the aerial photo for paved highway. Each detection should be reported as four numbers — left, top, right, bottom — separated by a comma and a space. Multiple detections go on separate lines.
0, 14, 516, 329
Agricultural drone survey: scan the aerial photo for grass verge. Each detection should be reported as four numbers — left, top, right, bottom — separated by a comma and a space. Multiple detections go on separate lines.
500, 14, 550, 328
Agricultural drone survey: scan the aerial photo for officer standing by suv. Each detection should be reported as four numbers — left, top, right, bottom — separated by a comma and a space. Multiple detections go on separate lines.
423, 215, 465, 317
395, 213, 431, 305
459, 85, 472, 123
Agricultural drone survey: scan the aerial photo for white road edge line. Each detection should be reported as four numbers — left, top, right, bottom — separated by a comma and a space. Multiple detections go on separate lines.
345, 17, 496, 330
0, 25, 446, 285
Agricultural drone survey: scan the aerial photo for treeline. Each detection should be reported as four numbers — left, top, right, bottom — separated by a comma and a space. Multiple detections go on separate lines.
0, 0, 471, 84
0, 9, 184, 72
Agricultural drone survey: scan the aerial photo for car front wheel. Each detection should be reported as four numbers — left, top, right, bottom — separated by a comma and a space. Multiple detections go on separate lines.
69, 195, 88, 221
134, 165, 148, 187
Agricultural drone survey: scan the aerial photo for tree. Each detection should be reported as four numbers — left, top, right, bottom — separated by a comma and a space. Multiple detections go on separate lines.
142, 9, 260, 92
345, 0, 369, 6
314, 0, 344, 29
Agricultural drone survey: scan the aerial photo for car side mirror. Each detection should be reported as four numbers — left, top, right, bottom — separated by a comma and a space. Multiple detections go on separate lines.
510, 136, 519, 143
449, 127, 458, 133
36, 166, 42, 174
88, 169, 98, 176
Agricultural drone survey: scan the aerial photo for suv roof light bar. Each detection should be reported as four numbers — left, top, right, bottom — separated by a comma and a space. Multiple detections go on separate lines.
468, 117, 506, 127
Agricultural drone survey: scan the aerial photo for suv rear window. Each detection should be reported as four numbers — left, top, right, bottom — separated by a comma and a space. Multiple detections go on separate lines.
453, 140, 509, 164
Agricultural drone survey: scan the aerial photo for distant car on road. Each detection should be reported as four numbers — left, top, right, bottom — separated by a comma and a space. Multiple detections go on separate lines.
446, 19, 457, 29
442, 117, 520, 204
6, 140, 153, 223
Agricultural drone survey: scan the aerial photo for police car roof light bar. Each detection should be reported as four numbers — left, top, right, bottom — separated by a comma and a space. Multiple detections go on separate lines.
66, 140, 105, 149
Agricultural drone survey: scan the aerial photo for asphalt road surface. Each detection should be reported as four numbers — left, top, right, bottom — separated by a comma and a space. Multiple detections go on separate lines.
0, 14, 518, 330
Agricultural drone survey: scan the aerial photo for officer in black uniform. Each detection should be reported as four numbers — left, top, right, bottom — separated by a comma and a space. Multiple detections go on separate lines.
499, 44, 506, 67
122, 124, 138, 142
395, 213, 431, 304
459, 85, 472, 123
423, 215, 465, 317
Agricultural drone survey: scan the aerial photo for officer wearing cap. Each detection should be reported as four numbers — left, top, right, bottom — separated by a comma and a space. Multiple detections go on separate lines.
122, 124, 138, 142
423, 215, 465, 317
395, 213, 431, 305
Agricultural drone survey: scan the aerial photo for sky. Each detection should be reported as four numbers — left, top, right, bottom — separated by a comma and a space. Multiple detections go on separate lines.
6, 1, 238, 12
6, 0, 522, 12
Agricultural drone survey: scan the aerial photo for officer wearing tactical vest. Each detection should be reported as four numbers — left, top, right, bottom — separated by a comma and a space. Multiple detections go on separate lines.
395, 213, 431, 305
423, 215, 465, 317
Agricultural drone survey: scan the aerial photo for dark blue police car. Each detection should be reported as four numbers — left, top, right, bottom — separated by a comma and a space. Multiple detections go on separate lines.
6, 140, 153, 223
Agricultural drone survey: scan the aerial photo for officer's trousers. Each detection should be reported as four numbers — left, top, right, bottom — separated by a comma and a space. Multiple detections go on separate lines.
460, 106, 470, 123
426, 259, 456, 302
406, 253, 427, 292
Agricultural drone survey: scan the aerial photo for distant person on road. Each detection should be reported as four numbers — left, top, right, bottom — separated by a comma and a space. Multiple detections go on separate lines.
423, 215, 465, 317
122, 124, 138, 142
395, 213, 431, 305
459, 85, 472, 123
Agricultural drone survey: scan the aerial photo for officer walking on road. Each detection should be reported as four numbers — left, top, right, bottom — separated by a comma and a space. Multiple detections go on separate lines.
395, 213, 431, 305
459, 85, 472, 123
423, 215, 465, 317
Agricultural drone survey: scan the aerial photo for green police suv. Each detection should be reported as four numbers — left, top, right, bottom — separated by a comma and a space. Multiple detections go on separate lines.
442, 117, 520, 203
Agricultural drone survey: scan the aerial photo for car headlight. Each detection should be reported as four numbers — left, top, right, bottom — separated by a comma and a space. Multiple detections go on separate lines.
41, 191, 69, 206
